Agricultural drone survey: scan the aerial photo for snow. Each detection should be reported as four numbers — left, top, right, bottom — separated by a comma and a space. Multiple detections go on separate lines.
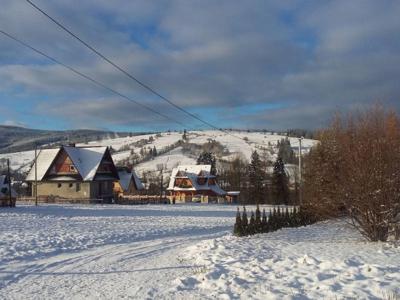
134, 146, 197, 176
25, 146, 109, 182
168, 164, 226, 195
1, 204, 399, 299
63, 146, 107, 181
118, 169, 144, 190
1, 131, 318, 179
25, 148, 60, 181
174, 219, 400, 299
0, 150, 36, 173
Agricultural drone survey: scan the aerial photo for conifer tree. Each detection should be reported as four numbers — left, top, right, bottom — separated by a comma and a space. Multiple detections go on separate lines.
242, 206, 248, 234
272, 157, 290, 205
276, 206, 282, 229
248, 151, 266, 204
269, 207, 277, 231
262, 209, 268, 233
284, 207, 290, 227
255, 204, 262, 233
249, 212, 256, 235
233, 207, 243, 236
197, 152, 217, 175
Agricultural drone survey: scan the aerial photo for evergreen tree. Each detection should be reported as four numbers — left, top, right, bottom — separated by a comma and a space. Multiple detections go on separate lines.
276, 206, 282, 229
249, 212, 256, 235
248, 151, 265, 204
284, 207, 290, 227
197, 152, 217, 175
233, 207, 243, 236
261, 209, 268, 233
291, 206, 298, 227
242, 207, 249, 235
278, 138, 297, 164
255, 204, 262, 233
272, 157, 290, 205
269, 207, 277, 231
152, 146, 157, 157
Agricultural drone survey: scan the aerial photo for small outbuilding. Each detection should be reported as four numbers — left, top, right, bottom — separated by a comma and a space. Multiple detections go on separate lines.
113, 166, 144, 198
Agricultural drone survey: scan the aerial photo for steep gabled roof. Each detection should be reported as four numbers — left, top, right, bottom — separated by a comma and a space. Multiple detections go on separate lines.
63, 146, 108, 181
26, 146, 115, 182
118, 169, 144, 191
167, 164, 226, 195
25, 148, 61, 181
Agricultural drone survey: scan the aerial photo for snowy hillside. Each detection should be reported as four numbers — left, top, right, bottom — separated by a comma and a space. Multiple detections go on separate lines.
0, 130, 318, 178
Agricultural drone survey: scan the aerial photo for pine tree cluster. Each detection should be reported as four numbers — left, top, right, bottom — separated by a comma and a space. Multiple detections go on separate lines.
233, 205, 317, 237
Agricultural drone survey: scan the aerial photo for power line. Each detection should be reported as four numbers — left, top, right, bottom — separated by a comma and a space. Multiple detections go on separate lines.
0, 30, 235, 143
25, 0, 243, 137
0, 29, 186, 128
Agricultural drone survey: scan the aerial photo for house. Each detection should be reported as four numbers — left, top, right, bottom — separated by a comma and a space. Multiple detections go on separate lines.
25, 145, 119, 202
167, 165, 226, 203
0, 175, 17, 207
113, 166, 144, 198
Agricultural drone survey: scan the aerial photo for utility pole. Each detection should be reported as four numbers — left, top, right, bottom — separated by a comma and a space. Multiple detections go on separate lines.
34, 145, 38, 206
298, 137, 303, 206
159, 170, 163, 203
7, 159, 12, 207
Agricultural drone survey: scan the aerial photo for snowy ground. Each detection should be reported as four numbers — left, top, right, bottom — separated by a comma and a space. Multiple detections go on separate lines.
1, 204, 399, 299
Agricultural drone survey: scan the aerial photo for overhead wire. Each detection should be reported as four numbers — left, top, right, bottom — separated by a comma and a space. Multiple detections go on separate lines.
24, 0, 251, 143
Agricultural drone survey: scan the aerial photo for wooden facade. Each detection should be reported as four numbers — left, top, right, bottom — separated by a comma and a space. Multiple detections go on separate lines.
27, 146, 119, 202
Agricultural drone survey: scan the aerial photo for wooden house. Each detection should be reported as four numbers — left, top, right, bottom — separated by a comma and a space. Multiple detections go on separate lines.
167, 165, 226, 203
113, 166, 144, 198
25, 145, 119, 202
0, 175, 16, 207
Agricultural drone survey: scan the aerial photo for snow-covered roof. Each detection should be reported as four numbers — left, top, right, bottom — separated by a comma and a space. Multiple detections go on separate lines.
167, 165, 226, 196
63, 146, 108, 181
0, 175, 17, 198
118, 169, 144, 191
26, 146, 111, 182
26, 148, 61, 181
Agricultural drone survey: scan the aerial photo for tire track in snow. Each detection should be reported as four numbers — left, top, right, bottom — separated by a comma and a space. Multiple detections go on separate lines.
0, 231, 228, 299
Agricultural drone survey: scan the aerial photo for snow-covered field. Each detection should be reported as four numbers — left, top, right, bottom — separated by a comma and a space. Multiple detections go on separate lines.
1, 204, 399, 299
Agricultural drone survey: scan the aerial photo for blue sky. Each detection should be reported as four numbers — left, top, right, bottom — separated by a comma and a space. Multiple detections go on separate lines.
1, 0, 400, 132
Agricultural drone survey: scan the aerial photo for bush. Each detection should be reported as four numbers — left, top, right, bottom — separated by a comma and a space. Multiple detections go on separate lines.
303, 105, 400, 241
233, 206, 316, 237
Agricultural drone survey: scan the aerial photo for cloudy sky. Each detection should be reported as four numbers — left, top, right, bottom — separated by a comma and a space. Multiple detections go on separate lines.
0, 0, 399, 132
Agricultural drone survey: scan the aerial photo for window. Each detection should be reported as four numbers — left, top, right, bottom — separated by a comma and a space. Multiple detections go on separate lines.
69, 183, 73, 188
57, 183, 62, 188
76, 183, 81, 192
70, 165, 76, 172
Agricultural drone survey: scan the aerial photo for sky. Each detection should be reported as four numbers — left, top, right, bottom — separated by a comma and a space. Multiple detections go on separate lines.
0, 0, 399, 132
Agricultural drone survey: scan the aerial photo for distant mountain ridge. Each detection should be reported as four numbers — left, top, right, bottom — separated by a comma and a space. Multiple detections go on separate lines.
0, 125, 135, 154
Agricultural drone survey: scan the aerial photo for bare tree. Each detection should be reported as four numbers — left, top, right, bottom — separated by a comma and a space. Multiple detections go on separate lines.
303, 105, 400, 241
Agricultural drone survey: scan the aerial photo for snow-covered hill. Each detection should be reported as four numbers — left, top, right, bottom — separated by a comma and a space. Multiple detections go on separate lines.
0, 130, 318, 178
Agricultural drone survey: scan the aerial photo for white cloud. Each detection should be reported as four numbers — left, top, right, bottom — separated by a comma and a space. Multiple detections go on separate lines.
0, 0, 399, 130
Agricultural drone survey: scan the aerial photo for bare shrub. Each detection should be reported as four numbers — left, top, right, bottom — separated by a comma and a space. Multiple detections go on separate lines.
303, 105, 400, 241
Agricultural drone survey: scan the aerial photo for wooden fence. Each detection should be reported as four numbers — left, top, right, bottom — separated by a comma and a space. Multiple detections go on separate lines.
115, 195, 169, 205
17, 196, 104, 204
